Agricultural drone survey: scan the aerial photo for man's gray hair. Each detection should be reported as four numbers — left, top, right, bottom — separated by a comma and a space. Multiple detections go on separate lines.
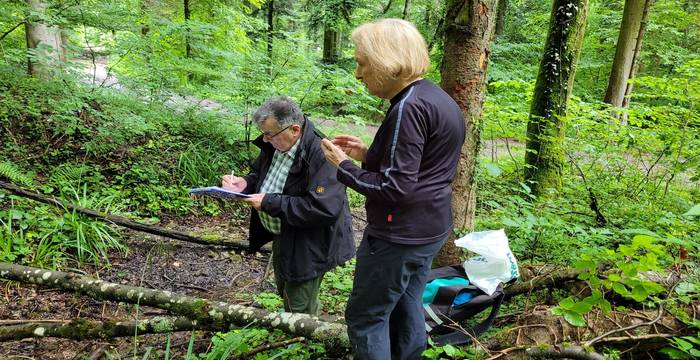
253, 96, 304, 127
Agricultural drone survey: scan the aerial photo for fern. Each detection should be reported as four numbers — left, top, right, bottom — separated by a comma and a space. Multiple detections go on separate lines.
0, 161, 34, 186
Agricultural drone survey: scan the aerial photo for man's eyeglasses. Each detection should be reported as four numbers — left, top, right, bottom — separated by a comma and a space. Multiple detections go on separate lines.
261, 125, 292, 139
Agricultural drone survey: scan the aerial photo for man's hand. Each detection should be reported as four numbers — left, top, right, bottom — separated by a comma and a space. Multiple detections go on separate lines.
242, 193, 264, 210
331, 135, 368, 162
321, 138, 350, 167
221, 174, 247, 192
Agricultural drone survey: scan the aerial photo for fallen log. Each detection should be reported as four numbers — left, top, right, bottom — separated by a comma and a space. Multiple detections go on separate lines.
505, 268, 586, 298
0, 316, 201, 341
0, 262, 349, 349
526, 345, 604, 360
0, 180, 268, 252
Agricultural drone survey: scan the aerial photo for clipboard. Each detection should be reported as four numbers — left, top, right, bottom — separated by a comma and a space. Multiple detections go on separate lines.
189, 186, 251, 199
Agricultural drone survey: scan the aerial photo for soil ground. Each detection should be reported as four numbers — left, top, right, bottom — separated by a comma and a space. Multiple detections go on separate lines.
0, 206, 369, 359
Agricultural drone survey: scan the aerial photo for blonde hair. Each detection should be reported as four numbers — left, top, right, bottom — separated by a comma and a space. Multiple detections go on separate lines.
351, 19, 429, 85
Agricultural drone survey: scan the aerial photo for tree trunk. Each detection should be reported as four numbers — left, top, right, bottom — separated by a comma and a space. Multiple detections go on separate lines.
322, 27, 339, 65
524, 0, 589, 196
402, 0, 411, 19
495, 0, 507, 37
438, 0, 499, 266
25, 0, 63, 78
184, 0, 191, 59
0, 180, 266, 251
0, 317, 201, 341
603, 0, 650, 115
619, 0, 653, 123
0, 262, 349, 349
267, 0, 274, 74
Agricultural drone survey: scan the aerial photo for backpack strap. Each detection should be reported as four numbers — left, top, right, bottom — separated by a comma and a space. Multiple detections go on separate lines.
431, 292, 504, 346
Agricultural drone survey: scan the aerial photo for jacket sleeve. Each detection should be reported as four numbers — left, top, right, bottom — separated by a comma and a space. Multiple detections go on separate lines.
260, 148, 346, 228
336, 104, 426, 204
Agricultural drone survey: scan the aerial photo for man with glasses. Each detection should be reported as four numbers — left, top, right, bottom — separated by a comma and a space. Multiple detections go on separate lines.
221, 96, 355, 315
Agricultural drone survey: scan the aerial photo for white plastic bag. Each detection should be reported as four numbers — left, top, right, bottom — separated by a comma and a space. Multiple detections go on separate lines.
455, 229, 519, 296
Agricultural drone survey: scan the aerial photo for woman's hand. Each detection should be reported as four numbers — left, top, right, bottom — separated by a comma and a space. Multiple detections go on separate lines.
330, 135, 368, 162
321, 139, 350, 167
221, 175, 247, 192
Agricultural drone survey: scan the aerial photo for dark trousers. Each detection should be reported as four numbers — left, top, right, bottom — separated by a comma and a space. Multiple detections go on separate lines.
345, 231, 445, 360
272, 236, 323, 315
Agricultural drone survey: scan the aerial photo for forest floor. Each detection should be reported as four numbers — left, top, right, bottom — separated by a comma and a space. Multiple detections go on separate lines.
0, 205, 373, 359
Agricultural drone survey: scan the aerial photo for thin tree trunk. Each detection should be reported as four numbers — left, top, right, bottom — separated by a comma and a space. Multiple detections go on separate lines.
604, 0, 648, 115
184, 0, 191, 58
0, 180, 265, 251
0, 262, 349, 349
619, 0, 653, 123
495, 0, 507, 37
267, 0, 274, 75
382, 0, 394, 14
322, 27, 339, 64
25, 0, 63, 77
438, 0, 499, 266
402, 0, 411, 19
524, 0, 589, 196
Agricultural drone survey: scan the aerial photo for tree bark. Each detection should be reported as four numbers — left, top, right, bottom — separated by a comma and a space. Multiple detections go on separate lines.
619, 0, 652, 123
25, 0, 63, 78
604, 0, 650, 116
495, 0, 507, 37
0, 317, 201, 341
0, 262, 349, 349
184, 0, 192, 58
438, 0, 499, 266
322, 27, 339, 65
504, 267, 586, 298
0, 180, 267, 252
267, 0, 274, 74
524, 0, 589, 196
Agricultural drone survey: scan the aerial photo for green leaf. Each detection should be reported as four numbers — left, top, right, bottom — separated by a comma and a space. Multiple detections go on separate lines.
684, 204, 700, 216
631, 285, 649, 302
483, 162, 503, 177
612, 282, 629, 296
608, 273, 621, 282
563, 311, 586, 327
443, 344, 457, 357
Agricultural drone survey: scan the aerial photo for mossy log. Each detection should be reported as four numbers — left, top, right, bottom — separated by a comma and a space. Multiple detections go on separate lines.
504, 267, 586, 298
0, 180, 267, 252
526, 345, 604, 360
0, 317, 201, 341
0, 262, 349, 349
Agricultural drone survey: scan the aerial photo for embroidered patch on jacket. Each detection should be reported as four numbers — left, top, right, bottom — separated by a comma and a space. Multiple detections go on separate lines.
315, 186, 325, 194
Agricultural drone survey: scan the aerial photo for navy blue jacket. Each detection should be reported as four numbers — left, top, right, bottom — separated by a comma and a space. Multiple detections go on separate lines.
337, 79, 465, 245
244, 119, 355, 281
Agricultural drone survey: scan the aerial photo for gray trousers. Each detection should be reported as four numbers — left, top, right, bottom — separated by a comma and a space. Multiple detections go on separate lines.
345, 231, 445, 360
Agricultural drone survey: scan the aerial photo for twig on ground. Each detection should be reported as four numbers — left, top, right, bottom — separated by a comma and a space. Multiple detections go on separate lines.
236, 336, 305, 358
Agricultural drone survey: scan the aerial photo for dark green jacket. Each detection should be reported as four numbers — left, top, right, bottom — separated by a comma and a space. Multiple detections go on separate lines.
243, 119, 355, 282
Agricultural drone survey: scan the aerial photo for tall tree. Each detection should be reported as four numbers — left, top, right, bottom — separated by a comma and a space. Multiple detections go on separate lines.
267, 0, 274, 70
437, 0, 499, 266
495, 0, 507, 37
524, 0, 589, 196
184, 0, 192, 59
402, 0, 411, 19
604, 0, 652, 118
25, 0, 63, 77
322, 27, 340, 64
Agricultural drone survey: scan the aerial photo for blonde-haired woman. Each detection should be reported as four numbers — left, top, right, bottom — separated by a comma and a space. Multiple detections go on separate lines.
321, 19, 466, 359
